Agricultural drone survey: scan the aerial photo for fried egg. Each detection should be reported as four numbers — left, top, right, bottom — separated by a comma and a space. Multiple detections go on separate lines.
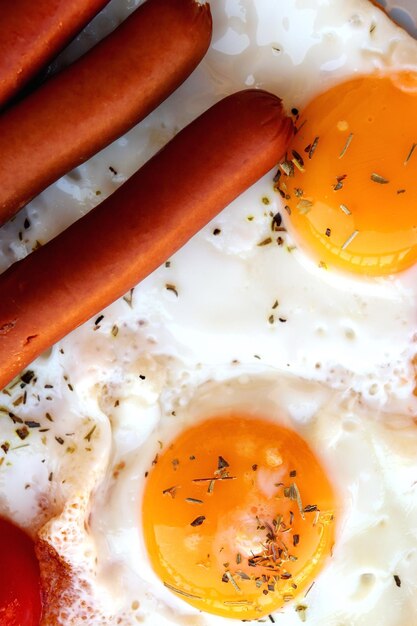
1, 0, 417, 625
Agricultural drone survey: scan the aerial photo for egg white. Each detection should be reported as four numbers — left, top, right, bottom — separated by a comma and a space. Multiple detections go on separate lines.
0, 0, 417, 625
88, 371, 417, 626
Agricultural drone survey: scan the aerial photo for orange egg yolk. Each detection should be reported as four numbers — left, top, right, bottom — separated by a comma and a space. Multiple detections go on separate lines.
142, 415, 336, 620
277, 72, 417, 275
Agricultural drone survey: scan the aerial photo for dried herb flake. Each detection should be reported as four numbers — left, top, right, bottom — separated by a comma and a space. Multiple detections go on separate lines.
371, 173, 389, 184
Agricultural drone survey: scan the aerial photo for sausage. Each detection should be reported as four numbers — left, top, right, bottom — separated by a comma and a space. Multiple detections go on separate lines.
0, 0, 110, 110
0, 89, 293, 390
0, 0, 212, 225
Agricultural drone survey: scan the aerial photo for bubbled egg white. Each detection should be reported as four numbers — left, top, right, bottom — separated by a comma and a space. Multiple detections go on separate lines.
0, 0, 417, 625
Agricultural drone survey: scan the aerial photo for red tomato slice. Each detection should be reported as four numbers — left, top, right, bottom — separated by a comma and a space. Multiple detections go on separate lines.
0, 517, 42, 626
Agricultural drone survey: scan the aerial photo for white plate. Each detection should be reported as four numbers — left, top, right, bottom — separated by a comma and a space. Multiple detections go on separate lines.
377, 0, 417, 37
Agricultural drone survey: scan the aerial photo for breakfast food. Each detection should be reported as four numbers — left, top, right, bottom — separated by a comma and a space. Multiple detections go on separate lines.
1, 0, 417, 625
0, 0, 110, 110
143, 414, 336, 619
0, 89, 293, 390
0, 0, 212, 225
0, 517, 41, 625
279, 73, 417, 275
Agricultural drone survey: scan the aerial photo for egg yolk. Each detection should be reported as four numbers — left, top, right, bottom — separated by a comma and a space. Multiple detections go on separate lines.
142, 415, 336, 620
277, 72, 417, 275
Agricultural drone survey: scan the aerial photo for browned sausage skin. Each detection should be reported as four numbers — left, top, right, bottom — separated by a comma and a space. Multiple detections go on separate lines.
0, 0, 111, 110
0, 90, 294, 390
0, 0, 212, 225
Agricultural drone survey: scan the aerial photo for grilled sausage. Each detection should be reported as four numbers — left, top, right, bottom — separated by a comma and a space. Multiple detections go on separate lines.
0, 0, 110, 109
0, 0, 212, 225
0, 89, 293, 390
